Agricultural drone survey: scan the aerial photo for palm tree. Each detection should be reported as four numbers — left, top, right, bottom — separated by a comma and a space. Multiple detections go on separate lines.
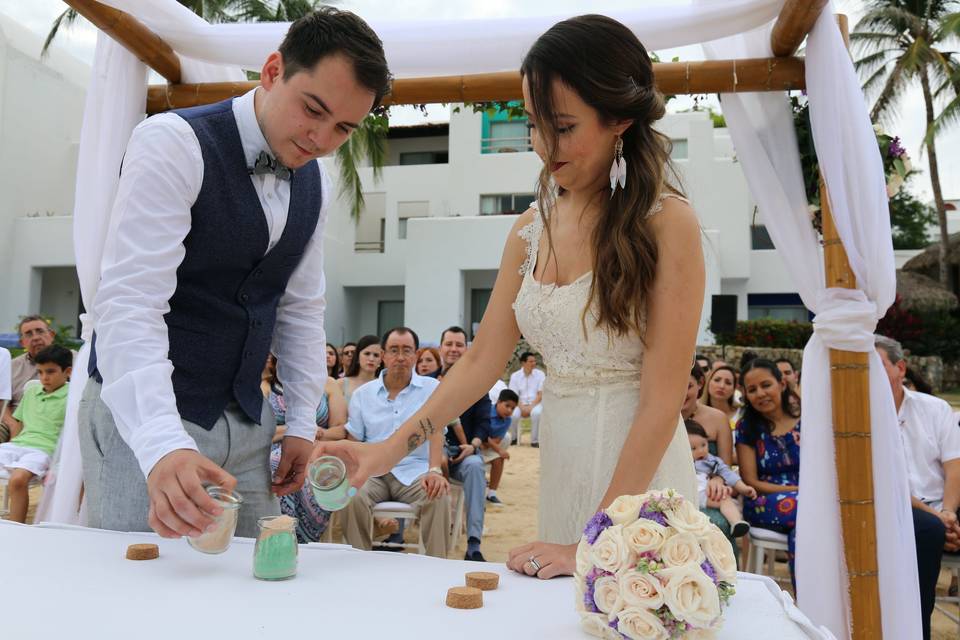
852, 0, 960, 290
43, 0, 385, 221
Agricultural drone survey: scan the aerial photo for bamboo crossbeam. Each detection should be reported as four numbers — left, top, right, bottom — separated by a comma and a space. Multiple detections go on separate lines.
145, 57, 806, 114
771, 0, 829, 57
64, 0, 181, 83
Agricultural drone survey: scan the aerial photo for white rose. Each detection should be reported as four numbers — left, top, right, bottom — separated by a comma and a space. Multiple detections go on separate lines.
700, 527, 738, 584
576, 537, 594, 579
616, 606, 670, 640
685, 628, 718, 640
622, 518, 669, 555
659, 564, 722, 628
664, 499, 712, 537
593, 575, 625, 618
606, 495, 643, 526
576, 577, 587, 613
660, 532, 705, 568
886, 173, 904, 198
902, 156, 913, 173
580, 613, 622, 640
619, 571, 664, 610
592, 525, 634, 574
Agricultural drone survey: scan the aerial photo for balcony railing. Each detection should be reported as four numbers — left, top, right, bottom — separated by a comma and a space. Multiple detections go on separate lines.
354, 240, 385, 254
481, 135, 533, 154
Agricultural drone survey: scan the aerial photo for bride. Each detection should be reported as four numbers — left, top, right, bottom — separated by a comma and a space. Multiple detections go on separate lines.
317, 14, 702, 578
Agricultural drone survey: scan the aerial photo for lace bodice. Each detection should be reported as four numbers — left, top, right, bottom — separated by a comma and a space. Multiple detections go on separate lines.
513, 194, 686, 390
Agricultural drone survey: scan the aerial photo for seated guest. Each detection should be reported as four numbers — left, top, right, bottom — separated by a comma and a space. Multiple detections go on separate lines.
326, 344, 342, 379
0, 346, 10, 443
774, 357, 799, 389
339, 335, 382, 408
704, 364, 742, 429
439, 326, 490, 561
342, 327, 450, 558
483, 389, 518, 505
682, 364, 733, 464
0, 345, 72, 523
735, 358, 801, 587
876, 334, 959, 640
681, 364, 737, 546
2, 316, 57, 440
686, 419, 755, 538
416, 346, 442, 378
339, 342, 357, 378
508, 352, 545, 447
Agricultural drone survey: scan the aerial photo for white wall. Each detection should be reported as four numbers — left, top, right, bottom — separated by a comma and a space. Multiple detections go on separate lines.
0, 14, 87, 332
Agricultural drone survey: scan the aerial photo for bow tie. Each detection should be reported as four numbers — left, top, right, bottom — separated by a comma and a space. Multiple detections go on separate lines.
249, 150, 292, 181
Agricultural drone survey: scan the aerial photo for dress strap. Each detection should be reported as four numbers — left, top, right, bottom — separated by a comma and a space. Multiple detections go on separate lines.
648, 192, 690, 217
517, 202, 544, 277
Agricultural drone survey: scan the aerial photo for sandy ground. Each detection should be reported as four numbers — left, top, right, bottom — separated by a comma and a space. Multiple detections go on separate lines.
8, 424, 960, 637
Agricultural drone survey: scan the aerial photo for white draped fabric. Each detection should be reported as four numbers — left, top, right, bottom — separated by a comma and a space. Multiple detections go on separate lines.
703, 5, 918, 639
41, 2, 914, 637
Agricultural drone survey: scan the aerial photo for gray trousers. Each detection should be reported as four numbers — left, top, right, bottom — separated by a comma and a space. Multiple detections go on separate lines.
78, 380, 279, 538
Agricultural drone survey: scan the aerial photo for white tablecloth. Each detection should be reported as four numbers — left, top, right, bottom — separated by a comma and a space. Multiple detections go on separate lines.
0, 521, 828, 639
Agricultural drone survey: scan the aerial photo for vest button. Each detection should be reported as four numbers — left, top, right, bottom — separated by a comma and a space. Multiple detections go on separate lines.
254, 269, 263, 277
240, 292, 249, 302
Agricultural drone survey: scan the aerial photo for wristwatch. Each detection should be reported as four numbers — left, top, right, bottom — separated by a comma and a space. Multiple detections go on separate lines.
428, 466, 444, 476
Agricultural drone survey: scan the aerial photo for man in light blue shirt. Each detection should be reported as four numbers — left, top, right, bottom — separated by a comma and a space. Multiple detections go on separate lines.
342, 327, 450, 557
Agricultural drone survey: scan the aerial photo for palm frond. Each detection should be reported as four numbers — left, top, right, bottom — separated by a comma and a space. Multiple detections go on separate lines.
335, 131, 366, 222
41, 8, 81, 59
870, 54, 911, 124
925, 87, 960, 144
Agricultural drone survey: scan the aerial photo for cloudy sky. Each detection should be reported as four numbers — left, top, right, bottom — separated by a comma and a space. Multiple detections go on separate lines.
2, 0, 957, 201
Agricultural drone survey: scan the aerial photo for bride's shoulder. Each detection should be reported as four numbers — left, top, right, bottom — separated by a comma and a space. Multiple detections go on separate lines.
648, 192, 699, 237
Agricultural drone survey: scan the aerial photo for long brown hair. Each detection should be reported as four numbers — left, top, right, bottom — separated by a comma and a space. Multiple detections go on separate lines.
521, 14, 683, 337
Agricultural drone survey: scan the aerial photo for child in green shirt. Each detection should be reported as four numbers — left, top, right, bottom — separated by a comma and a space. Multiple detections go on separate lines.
1, 344, 72, 522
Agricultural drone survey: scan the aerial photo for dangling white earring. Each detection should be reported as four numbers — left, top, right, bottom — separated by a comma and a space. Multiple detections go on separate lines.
609, 136, 627, 198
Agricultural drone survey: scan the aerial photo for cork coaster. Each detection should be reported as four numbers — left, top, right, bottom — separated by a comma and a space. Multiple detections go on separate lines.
465, 571, 499, 591
125, 543, 160, 561
445, 586, 483, 609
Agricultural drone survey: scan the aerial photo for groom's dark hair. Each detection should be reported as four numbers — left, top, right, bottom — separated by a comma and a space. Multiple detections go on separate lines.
279, 7, 392, 109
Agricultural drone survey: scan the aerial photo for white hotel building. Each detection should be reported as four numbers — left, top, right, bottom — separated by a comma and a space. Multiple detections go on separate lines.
2, 13, 949, 345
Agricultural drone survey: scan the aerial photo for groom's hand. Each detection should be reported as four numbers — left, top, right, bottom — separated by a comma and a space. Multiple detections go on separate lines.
147, 449, 236, 538
272, 436, 313, 497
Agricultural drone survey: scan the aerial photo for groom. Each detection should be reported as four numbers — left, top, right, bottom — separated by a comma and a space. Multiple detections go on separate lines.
78, 8, 391, 539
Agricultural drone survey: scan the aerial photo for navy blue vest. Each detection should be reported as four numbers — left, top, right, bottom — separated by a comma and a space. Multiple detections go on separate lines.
91, 98, 322, 429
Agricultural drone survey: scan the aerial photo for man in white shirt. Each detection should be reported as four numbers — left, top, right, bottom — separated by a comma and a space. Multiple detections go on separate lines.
341, 328, 450, 557
876, 334, 956, 640
508, 352, 545, 446
77, 9, 392, 539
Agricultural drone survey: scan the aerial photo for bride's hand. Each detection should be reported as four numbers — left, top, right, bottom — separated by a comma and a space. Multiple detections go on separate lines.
311, 439, 393, 491
507, 541, 577, 579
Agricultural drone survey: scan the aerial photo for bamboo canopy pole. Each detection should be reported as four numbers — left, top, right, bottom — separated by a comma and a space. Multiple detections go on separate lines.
145, 57, 806, 114
771, 0, 830, 57
63, 0, 181, 83
819, 13, 883, 640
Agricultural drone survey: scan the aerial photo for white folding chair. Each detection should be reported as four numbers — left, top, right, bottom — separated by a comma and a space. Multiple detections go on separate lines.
747, 527, 790, 584
371, 501, 424, 554
935, 553, 960, 635
0, 467, 44, 518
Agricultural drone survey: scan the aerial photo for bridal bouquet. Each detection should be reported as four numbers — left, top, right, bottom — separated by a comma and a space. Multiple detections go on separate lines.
575, 490, 737, 640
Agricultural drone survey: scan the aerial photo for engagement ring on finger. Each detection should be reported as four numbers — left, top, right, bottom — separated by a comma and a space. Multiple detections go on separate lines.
529, 556, 542, 572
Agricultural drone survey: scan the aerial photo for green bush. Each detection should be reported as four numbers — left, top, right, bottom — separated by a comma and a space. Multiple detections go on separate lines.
711, 319, 813, 349
876, 296, 960, 360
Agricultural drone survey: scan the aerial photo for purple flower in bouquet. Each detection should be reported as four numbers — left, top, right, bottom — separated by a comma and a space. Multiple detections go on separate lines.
638, 505, 668, 527
584, 511, 613, 544
583, 568, 613, 614
701, 560, 719, 585
888, 136, 905, 158
608, 619, 629, 639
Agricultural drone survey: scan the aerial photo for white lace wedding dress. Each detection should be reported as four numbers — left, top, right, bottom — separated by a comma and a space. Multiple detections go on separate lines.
513, 194, 698, 545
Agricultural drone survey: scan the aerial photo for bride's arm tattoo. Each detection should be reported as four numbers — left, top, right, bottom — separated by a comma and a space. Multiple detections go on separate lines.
407, 418, 436, 453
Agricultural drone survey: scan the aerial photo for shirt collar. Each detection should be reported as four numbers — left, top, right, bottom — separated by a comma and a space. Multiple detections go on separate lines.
233, 88, 273, 169
375, 370, 424, 396
38, 383, 69, 400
